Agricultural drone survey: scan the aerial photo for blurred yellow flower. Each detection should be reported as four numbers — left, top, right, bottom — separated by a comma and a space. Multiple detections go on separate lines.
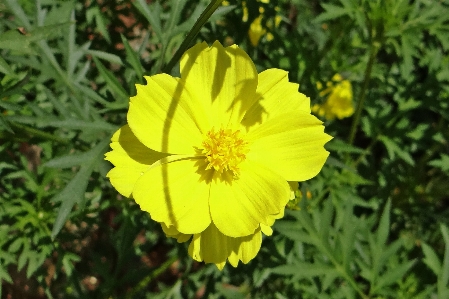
312, 74, 354, 120
105, 41, 331, 269
223, 0, 281, 46
248, 15, 266, 46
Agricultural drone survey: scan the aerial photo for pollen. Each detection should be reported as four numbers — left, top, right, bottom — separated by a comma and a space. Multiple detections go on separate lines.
200, 128, 249, 174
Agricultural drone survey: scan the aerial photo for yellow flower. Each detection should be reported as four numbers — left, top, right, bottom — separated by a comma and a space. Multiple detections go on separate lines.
312, 74, 354, 120
105, 41, 331, 269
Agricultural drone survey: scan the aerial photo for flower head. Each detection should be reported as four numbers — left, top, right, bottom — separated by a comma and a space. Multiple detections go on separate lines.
105, 41, 331, 269
312, 74, 354, 120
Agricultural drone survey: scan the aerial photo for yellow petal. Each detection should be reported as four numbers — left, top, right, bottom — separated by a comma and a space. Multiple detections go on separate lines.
128, 74, 208, 154
187, 223, 262, 269
105, 125, 168, 197
260, 204, 286, 236
265, 208, 285, 227
195, 223, 234, 266
209, 161, 290, 237
180, 41, 258, 129
238, 228, 262, 264
132, 158, 212, 234
161, 223, 192, 243
260, 224, 273, 236
241, 69, 310, 131
288, 181, 299, 200
247, 112, 332, 181
188, 234, 202, 262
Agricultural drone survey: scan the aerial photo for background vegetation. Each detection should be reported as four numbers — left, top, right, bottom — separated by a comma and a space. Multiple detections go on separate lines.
1, 0, 448, 298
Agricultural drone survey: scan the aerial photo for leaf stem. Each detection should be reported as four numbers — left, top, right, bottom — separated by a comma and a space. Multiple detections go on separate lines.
348, 42, 380, 145
162, 0, 223, 74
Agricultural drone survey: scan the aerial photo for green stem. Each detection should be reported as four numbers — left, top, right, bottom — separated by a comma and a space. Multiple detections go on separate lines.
351, 134, 380, 167
348, 42, 380, 145
161, 0, 223, 74
320, 246, 367, 298
311, 229, 369, 299
125, 255, 178, 299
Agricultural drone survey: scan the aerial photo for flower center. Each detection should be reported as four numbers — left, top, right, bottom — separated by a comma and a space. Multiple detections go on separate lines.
200, 128, 249, 174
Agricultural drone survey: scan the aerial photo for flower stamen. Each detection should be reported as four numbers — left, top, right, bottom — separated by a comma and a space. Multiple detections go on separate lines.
200, 128, 249, 174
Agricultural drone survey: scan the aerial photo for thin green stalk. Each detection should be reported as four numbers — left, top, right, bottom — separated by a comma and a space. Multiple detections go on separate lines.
125, 255, 178, 299
162, 0, 223, 74
352, 134, 380, 167
311, 229, 369, 299
348, 42, 380, 145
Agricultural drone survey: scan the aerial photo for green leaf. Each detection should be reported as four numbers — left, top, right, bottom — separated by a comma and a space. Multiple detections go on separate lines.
373, 260, 416, 293
0, 29, 33, 53
4, 0, 31, 29
406, 124, 429, 140
5, 115, 117, 132
319, 199, 334, 245
440, 225, 449, 291
0, 73, 30, 99
210, 4, 235, 20
429, 154, 449, 173
0, 23, 72, 53
93, 56, 128, 102
0, 100, 23, 111
216, 283, 246, 299
314, 3, 349, 23
121, 34, 144, 79
165, 0, 187, 34
26, 251, 44, 278
61, 252, 81, 277
376, 199, 391, 249
378, 239, 403, 271
422, 242, 442, 275
0, 56, 13, 75
322, 270, 339, 291
253, 268, 271, 288
400, 33, 416, 78
86, 6, 111, 43
274, 221, 315, 244
51, 139, 109, 238
379, 135, 415, 165
8, 237, 23, 253
75, 83, 118, 108
0, 266, 13, 284
27, 22, 73, 42
44, 151, 95, 169
325, 138, 365, 154
271, 262, 336, 277
133, 0, 163, 40
86, 49, 123, 65
17, 243, 30, 271
42, 86, 69, 117
43, 1, 74, 26
341, 203, 356, 271
398, 98, 421, 112
0, 114, 13, 133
